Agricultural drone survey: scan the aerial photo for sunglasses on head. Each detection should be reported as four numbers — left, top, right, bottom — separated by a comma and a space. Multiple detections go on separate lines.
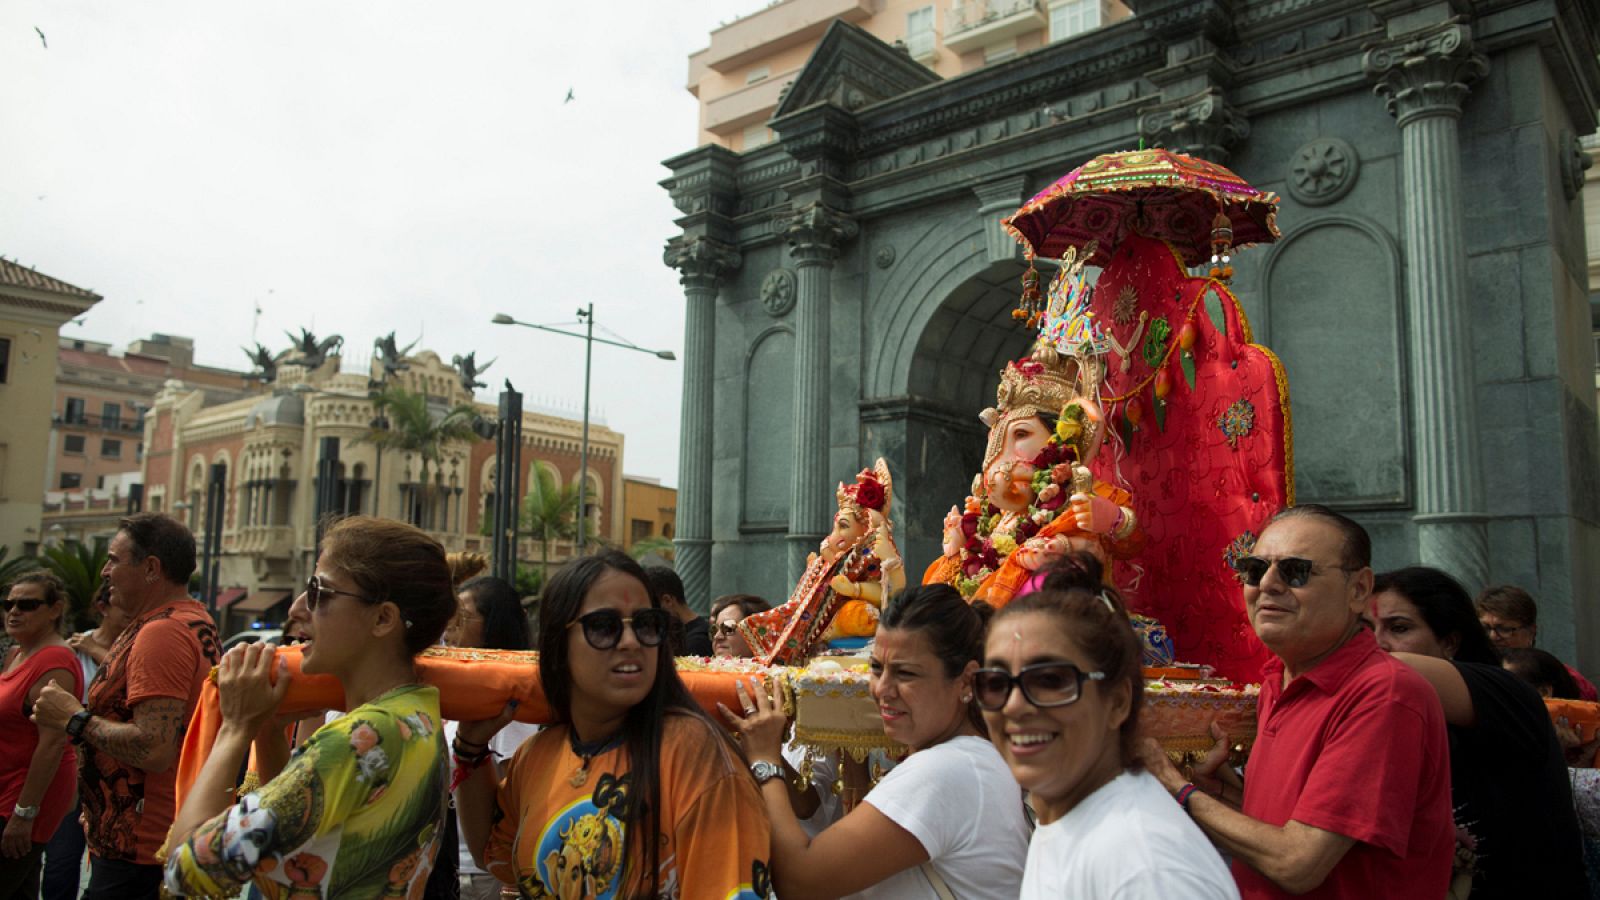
566, 608, 670, 651
973, 662, 1105, 711
1232, 555, 1349, 588
304, 575, 377, 612
2, 598, 47, 613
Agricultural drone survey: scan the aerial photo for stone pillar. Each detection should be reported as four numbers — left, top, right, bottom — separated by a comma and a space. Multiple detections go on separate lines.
776, 203, 858, 581
664, 236, 740, 613
1365, 20, 1490, 587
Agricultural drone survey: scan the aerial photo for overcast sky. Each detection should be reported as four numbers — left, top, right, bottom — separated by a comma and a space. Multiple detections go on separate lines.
2, 1, 764, 487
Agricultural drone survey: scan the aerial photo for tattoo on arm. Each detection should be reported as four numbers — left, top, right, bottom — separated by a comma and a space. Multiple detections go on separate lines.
85, 698, 188, 772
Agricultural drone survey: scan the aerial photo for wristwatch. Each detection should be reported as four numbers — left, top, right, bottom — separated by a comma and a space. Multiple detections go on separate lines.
65, 709, 92, 745
12, 804, 38, 820
749, 760, 783, 785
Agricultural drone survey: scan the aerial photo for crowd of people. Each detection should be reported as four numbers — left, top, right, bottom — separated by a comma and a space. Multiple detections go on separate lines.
0, 505, 1595, 898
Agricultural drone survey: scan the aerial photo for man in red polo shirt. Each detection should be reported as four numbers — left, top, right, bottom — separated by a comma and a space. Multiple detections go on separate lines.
1142, 505, 1453, 898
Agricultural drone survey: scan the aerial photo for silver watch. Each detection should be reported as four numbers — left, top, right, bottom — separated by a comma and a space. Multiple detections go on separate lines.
749, 760, 783, 785
12, 803, 39, 820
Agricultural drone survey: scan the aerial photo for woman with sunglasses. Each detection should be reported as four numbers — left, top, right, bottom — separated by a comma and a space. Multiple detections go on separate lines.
0, 572, 83, 900
984, 558, 1237, 898
1364, 566, 1586, 898
454, 550, 770, 899
726, 584, 1029, 899
710, 594, 770, 658
163, 516, 456, 898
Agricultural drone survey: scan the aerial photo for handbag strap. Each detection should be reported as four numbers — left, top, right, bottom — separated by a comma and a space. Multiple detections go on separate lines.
919, 862, 958, 900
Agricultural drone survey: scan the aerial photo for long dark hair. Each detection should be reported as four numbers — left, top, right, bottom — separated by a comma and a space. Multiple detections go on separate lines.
457, 576, 531, 651
1501, 647, 1581, 699
995, 553, 1145, 767
878, 584, 992, 731
1373, 566, 1500, 666
537, 550, 736, 895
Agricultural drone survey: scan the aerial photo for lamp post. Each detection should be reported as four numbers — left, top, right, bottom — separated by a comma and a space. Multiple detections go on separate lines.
491, 309, 675, 553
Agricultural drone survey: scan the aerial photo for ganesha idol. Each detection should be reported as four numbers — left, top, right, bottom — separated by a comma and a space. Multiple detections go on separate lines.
737, 461, 907, 665
924, 270, 1144, 605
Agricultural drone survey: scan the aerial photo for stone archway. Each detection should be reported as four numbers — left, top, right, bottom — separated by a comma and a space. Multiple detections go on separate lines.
865, 256, 1035, 570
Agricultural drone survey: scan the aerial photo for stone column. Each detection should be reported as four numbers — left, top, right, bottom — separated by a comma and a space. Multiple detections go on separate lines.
1365, 20, 1490, 587
664, 236, 740, 613
776, 203, 858, 581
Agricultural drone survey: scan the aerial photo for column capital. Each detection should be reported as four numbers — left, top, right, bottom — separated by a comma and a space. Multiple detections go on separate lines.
663, 235, 741, 288
1138, 88, 1249, 164
1363, 20, 1488, 126
775, 202, 858, 263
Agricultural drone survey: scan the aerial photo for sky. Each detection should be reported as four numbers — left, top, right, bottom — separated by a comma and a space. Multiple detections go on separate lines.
1, 0, 764, 488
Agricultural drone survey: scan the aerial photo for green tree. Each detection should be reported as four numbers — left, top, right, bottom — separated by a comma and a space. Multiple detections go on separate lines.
628, 535, 676, 561
39, 538, 109, 631
517, 465, 594, 580
0, 545, 39, 587
362, 385, 483, 529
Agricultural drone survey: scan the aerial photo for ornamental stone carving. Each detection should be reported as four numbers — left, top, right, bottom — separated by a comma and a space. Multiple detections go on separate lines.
1287, 138, 1359, 206
874, 246, 897, 269
1138, 88, 1249, 164
760, 268, 797, 317
1560, 130, 1593, 202
1363, 21, 1487, 125
775, 203, 859, 264
663, 235, 741, 289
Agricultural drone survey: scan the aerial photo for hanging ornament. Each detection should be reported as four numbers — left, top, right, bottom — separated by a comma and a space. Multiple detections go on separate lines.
1141, 316, 1171, 370
1208, 210, 1235, 281
1177, 319, 1198, 390
1014, 264, 1042, 324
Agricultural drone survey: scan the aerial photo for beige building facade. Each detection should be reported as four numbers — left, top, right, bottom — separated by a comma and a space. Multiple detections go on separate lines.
690, 0, 1130, 150
141, 346, 625, 631
0, 259, 101, 555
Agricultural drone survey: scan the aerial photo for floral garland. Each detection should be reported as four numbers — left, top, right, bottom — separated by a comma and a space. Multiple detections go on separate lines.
954, 402, 1091, 598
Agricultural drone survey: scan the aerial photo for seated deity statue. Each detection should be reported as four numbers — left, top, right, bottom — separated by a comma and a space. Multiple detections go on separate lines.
737, 461, 906, 665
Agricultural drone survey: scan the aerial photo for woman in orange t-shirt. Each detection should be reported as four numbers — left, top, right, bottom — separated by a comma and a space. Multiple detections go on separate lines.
453, 550, 771, 899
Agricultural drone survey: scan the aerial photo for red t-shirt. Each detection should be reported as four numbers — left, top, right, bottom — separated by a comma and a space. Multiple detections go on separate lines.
1233, 628, 1453, 899
0, 644, 83, 841
82, 599, 218, 865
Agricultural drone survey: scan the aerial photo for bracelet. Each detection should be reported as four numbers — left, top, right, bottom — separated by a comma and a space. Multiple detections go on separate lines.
449, 752, 490, 791
451, 738, 490, 760
1174, 782, 1199, 810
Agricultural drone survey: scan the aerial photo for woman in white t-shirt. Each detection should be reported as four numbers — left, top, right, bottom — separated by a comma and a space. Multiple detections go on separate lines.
726, 584, 1030, 899
977, 555, 1238, 899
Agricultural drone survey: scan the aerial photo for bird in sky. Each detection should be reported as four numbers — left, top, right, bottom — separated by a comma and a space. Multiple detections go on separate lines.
564, 88, 575, 104
34, 26, 46, 48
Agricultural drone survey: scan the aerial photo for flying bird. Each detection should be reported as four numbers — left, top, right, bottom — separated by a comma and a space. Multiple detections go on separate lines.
34, 26, 46, 48
564, 88, 575, 104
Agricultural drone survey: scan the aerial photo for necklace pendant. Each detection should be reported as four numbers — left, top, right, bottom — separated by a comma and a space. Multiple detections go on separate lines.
568, 763, 589, 788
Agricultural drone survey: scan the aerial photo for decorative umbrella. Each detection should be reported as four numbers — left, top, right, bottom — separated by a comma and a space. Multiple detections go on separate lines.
1003, 148, 1280, 269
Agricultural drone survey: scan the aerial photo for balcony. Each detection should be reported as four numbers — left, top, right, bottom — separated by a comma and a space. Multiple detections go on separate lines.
53, 412, 146, 433
704, 67, 798, 132
944, 0, 1047, 54
701, 0, 875, 74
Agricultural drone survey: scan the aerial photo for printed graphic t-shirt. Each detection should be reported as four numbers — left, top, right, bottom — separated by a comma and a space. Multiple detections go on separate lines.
82, 599, 219, 865
485, 714, 771, 900
164, 684, 449, 899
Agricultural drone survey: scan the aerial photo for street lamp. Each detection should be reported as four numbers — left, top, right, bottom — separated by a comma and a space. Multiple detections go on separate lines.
492, 307, 675, 552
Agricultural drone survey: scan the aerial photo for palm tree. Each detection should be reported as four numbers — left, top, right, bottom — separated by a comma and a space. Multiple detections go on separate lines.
629, 535, 676, 562
361, 385, 482, 529
39, 538, 109, 631
518, 465, 591, 580
0, 545, 39, 588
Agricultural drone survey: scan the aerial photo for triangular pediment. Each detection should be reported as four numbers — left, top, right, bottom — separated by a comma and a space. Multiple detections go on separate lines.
773, 20, 941, 119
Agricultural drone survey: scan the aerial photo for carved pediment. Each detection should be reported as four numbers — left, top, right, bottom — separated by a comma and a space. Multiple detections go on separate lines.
773, 20, 940, 120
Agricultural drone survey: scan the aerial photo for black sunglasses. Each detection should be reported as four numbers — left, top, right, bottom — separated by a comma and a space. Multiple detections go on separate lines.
566, 608, 670, 651
2, 598, 47, 613
974, 662, 1105, 711
304, 575, 377, 612
1232, 555, 1352, 588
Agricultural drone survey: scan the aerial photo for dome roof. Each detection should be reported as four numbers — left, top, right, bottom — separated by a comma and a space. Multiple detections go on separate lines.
245, 393, 305, 428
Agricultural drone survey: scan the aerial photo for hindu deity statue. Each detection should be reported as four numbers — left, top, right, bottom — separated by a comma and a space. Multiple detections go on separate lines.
923, 246, 1144, 607
737, 461, 905, 665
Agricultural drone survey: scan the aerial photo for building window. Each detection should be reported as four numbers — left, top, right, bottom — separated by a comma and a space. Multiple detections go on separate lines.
60, 472, 82, 490
745, 66, 770, 85
1050, 0, 1107, 41
103, 402, 121, 428
984, 40, 1018, 64
0, 337, 9, 384
64, 397, 86, 424
63, 434, 86, 454
743, 123, 772, 150
631, 519, 653, 544
101, 439, 122, 459
906, 5, 936, 60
